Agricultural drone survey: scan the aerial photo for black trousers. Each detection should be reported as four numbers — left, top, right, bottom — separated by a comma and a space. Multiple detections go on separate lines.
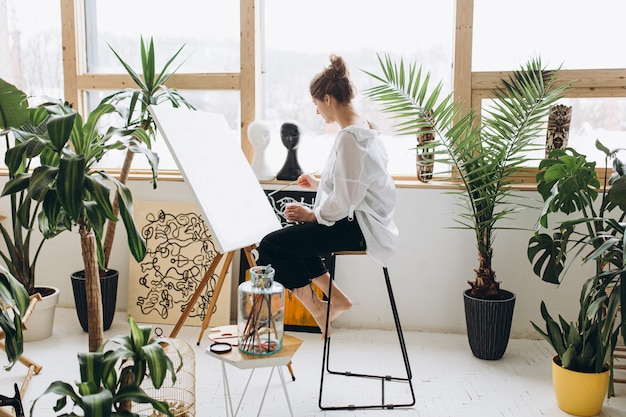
256, 217, 366, 290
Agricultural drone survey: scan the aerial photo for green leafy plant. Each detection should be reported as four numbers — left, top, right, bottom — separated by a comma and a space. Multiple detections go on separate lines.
1, 82, 156, 351
99, 36, 194, 269
31, 316, 180, 416
528, 142, 625, 379
0, 78, 65, 297
0, 264, 29, 370
365, 55, 569, 298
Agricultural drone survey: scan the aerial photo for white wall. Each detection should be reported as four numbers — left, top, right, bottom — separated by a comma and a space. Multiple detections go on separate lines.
6, 178, 589, 339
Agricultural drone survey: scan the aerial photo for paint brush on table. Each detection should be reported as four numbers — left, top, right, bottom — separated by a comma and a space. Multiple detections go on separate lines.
267, 170, 319, 197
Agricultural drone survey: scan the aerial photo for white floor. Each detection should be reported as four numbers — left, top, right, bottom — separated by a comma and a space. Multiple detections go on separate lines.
3, 307, 626, 417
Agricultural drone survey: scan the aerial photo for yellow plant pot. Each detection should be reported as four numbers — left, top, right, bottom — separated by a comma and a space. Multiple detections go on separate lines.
551, 356, 609, 417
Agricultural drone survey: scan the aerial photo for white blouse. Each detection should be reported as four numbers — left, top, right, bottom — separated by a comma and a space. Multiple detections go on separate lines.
313, 125, 399, 266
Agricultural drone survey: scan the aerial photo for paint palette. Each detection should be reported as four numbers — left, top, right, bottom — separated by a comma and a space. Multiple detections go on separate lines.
208, 324, 238, 346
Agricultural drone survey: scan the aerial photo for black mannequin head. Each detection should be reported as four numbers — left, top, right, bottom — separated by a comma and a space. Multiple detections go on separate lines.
280, 122, 301, 150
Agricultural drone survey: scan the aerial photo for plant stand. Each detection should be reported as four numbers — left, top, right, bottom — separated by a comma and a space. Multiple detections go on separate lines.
206, 330, 303, 417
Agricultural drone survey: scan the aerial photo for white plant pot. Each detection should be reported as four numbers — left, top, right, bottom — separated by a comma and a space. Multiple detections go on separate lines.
23, 286, 60, 342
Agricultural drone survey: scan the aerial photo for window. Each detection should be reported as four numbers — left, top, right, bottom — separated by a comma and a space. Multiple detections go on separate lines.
561, 97, 626, 164
0, 0, 63, 97
261, 0, 455, 177
84, 1, 240, 74
473, 0, 626, 71
80, 1, 242, 171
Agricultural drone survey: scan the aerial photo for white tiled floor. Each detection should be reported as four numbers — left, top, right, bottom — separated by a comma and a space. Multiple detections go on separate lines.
3, 307, 626, 417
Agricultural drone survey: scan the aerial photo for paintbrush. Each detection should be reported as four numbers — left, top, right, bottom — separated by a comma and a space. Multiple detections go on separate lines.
267, 170, 319, 197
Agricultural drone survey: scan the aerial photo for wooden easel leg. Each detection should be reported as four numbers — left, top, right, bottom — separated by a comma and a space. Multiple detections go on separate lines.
196, 251, 235, 345
169, 252, 225, 338
0, 407, 14, 417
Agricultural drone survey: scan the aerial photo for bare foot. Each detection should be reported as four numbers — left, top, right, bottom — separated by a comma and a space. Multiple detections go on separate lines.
310, 299, 332, 339
328, 296, 352, 323
292, 286, 332, 338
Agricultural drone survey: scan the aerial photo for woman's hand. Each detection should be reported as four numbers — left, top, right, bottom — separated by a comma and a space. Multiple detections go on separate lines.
297, 173, 320, 190
284, 203, 316, 223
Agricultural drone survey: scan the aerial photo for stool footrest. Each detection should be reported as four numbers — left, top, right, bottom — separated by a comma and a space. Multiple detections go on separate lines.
327, 369, 407, 383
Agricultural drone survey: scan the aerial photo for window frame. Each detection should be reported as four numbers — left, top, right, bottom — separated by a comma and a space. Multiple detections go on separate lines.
57, 0, 626, 186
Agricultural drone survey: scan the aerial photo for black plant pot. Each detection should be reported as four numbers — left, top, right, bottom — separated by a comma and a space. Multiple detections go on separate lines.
71, 269, 119, 332
463, 289, 516, 360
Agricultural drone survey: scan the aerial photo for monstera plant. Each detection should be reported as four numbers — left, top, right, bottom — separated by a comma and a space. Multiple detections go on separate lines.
528, 141, 625, 406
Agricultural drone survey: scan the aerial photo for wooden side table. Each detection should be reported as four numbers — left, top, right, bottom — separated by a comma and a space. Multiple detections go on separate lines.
206, 325, 303, 417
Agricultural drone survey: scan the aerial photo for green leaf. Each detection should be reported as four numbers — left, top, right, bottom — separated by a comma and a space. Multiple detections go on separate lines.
57, 154, 85, 220
47, 112, 76, 153
0, 78, 28, 129
527, 233, 565, 284
82, 390, 113, 417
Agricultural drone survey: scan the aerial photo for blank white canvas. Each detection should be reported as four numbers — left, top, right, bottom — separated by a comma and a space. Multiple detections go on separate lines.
148, 104, 282, 253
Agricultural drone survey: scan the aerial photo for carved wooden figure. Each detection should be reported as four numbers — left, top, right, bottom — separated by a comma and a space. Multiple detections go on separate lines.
416, 111, 435, 182
546, 104, 572, 158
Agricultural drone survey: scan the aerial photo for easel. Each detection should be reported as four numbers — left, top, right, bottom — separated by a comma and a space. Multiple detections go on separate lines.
169, 245, 256, 344
148, 105, 289, 375
168, 245, 296, 381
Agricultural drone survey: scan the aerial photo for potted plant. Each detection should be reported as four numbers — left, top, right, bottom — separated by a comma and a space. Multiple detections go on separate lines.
0, 263, 29, 370
1, 89, 156, 352
0, 78, 68, 341
69, 36, 194, 333
30, 315, 180, 416
365, 55, 569, 359
528, 142, 625, 415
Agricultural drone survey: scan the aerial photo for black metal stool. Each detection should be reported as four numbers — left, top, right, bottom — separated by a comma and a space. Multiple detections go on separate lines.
318, 251, 415, 410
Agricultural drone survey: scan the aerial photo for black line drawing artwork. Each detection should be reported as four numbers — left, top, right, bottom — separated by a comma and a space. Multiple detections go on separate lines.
266, 191, 316, 227
135, 207, 220, 323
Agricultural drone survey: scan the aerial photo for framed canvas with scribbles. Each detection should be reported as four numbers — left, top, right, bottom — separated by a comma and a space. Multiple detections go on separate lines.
128, 200, 231, 326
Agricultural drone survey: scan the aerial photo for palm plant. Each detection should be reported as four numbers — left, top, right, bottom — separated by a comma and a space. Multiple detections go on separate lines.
365, 55, 569, 299
99, 36, 194, 270
2, 92, 155, 352
529, 142, 625, 388
31, 316, 180, 416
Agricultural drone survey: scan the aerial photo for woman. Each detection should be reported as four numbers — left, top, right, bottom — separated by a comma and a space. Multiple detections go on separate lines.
257, 54, 398, 336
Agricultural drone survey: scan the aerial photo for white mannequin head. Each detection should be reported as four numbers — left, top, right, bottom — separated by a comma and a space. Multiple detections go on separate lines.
247, 120, 275, 180
248, 120, 271, 150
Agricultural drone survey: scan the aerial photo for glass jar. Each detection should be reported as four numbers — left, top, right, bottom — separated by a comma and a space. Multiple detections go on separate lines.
237, 265, 285, 355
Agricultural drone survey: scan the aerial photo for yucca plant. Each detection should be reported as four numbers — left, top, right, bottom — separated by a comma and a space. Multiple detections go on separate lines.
31, 316, 180, 417
99, 36, 194, 270
365, 55, 569, 299
529, 142, 626, 391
